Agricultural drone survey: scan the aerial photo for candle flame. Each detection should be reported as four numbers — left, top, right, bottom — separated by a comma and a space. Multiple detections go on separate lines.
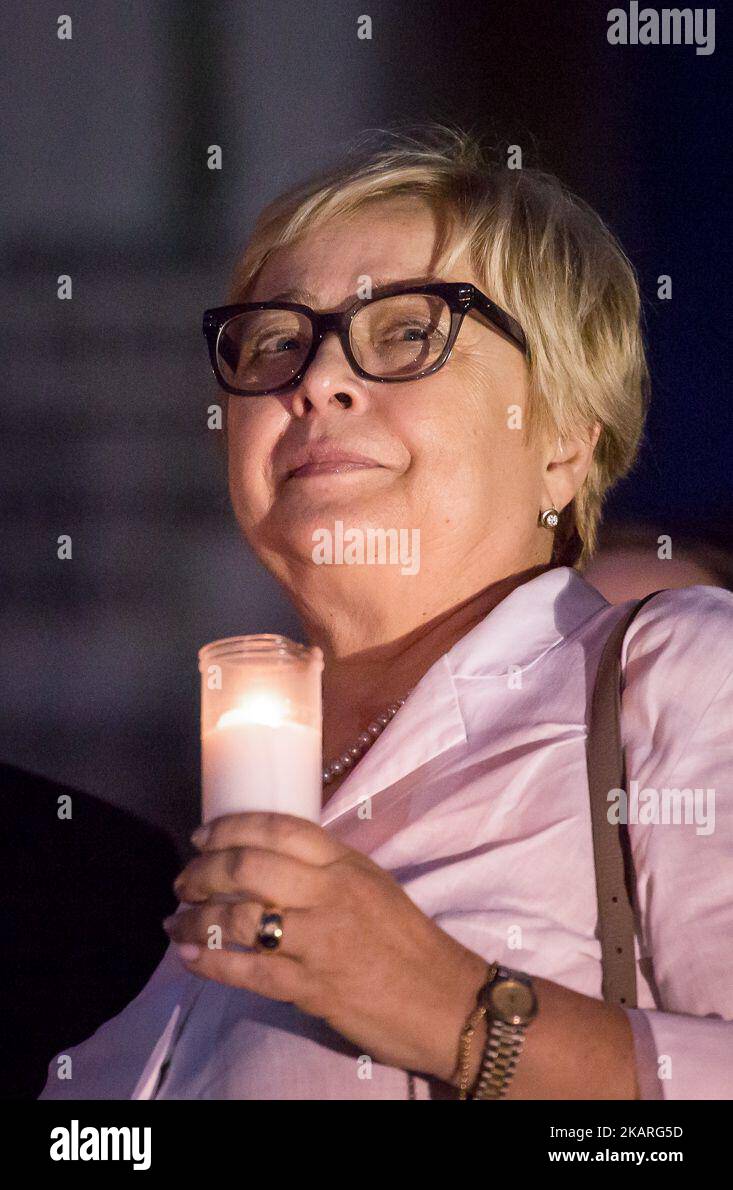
215, 693, 289, 731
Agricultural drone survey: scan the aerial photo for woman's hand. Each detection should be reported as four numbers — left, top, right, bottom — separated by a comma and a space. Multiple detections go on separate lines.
164, 811, 488, 1082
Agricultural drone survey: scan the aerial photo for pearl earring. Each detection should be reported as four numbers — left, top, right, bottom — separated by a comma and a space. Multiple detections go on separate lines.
539, 508, 559, 530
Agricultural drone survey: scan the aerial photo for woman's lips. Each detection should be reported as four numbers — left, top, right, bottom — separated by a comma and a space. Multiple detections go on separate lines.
283, 445, 385, 479
288, 459, 383, 479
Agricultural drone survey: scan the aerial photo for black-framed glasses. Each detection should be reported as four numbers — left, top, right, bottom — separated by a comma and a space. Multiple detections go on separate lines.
202, 281, 527, 397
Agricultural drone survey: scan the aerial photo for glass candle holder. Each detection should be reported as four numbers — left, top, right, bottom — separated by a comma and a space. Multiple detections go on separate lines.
198, 635, 323, 824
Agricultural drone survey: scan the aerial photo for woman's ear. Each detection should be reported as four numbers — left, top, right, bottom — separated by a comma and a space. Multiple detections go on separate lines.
540, 423, 601, 513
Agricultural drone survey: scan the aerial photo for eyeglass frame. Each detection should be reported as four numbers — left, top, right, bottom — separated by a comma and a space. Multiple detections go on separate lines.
202, 280, 528, 398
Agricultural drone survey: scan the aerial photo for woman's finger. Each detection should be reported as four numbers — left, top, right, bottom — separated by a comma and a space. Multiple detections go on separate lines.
177, 941, 309, 1003
174, 844, 328, 907
165, 899, 313, 961
191, 811, 347, 865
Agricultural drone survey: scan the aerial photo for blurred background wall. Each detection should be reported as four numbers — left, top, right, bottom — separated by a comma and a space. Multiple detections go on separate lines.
1, 0, 729, 852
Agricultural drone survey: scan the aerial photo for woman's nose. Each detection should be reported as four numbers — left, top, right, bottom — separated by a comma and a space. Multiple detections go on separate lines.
290, 332, 370, 416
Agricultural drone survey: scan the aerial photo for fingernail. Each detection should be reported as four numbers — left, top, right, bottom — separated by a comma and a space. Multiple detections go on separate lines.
176, 943, 201, 962
190, 825, 210, 847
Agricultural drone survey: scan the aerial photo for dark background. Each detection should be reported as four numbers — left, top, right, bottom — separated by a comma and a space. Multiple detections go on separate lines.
1, 0, 729, 853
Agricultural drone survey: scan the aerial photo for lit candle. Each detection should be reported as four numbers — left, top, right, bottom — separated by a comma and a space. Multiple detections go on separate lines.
198, 635, 323, 825
202, 698, 321, 823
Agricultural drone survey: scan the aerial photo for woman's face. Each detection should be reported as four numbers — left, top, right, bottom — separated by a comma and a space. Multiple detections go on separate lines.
227, 197, 550, 584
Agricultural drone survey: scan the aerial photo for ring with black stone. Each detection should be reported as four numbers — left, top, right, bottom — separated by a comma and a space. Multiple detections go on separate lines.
256, 909, 284, 952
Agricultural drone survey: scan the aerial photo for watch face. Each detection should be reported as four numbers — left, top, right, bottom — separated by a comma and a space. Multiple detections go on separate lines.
490, 978, 538, 1025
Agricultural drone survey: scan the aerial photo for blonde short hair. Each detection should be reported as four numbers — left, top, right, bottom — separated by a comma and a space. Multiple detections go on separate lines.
225, 124, 649, 566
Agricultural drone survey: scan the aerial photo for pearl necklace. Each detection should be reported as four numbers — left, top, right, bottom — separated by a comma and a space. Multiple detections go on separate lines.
322, 697, 408, 786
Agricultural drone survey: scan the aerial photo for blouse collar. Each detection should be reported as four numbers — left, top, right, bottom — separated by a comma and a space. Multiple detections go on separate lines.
320, 566, 608, 827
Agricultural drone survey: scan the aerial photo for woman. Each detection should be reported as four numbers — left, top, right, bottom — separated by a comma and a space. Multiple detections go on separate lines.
41, 126, 732, 1100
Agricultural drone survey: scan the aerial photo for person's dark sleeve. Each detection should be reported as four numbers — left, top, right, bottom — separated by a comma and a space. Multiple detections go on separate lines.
0, 763, 181, 1100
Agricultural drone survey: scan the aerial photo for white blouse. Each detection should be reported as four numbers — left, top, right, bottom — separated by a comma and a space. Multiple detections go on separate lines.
40, 566, 733, 1100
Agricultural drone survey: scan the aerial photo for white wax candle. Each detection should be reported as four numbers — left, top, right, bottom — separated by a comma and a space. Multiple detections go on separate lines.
202, 705, 321, 824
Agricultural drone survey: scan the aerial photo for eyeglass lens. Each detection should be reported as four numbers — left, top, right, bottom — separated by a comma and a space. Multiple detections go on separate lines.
216, 292, 452, 392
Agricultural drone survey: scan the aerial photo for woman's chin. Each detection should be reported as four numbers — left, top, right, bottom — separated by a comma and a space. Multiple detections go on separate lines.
268, 504, 404, 567
277, 471, 396, 520
272, 508, 367, 555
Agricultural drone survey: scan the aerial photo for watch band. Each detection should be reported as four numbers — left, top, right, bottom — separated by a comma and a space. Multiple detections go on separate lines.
471, 1018, 527, 1099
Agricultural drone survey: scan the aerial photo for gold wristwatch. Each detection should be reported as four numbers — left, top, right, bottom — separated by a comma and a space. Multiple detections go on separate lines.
470, 964, 538, 1099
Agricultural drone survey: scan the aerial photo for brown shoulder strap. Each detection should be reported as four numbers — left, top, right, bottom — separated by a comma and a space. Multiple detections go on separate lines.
586, 589, 665, 1008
